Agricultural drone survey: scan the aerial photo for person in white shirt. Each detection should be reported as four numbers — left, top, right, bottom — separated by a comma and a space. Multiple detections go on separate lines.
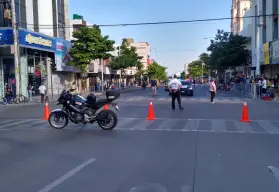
209, 79, 217, 103
168, 75, 184, 110
39, 84, 46, 103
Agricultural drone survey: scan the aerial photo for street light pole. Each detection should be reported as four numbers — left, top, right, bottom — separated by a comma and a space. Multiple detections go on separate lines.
11, 0, 20, 96
201, 63, 204, 84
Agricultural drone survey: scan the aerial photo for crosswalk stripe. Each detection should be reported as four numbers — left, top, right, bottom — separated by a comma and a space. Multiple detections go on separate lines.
157, 119, 178, 130
211, 120, 226, 132
0, 119, 35, 129
235, 121, 254, 133
2, 118, 279, 135
129, 120, 153, 130
258, 121, 279, 134
183, 120, 199, 131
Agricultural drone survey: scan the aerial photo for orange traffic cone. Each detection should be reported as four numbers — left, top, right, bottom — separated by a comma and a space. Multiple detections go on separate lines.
104, 104, 109, 110
42, 102, 50, 120
240, 102, 251, 122
146, 100, 156, 120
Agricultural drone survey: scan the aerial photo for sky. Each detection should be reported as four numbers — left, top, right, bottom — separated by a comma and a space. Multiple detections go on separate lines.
68, 0, 231, 75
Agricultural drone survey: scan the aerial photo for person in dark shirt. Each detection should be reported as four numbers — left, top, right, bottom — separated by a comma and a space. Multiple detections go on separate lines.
150, 79, 157, 96
5, 88, 13, 104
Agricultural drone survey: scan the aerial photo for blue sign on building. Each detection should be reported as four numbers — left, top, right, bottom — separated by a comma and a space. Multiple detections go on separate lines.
18, 29, 56, 51
0, 28, 56, 51
0, 28, 13, 45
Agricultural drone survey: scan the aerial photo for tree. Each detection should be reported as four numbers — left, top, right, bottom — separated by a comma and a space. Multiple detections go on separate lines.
207, 29, 249, 72
146, 62, 168, 81
69, 26, 115, 72
187, 60, 208, 78
109, 39, 143, 76
180, 71, 186, 79
199, 52, 210, 66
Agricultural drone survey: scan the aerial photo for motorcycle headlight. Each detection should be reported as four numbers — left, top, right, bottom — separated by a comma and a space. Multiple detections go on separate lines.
189, 87, 192, 90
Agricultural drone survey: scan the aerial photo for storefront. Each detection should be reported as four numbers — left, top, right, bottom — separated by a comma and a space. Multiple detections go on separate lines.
269, 38, 279, 76
0, 28, 57, 98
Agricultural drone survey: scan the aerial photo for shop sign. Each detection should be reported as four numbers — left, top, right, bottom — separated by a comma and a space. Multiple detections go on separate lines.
25, 34, 52, 47
263, 42, 270, 65
270, 39, 279, 64
18, 29, 56, 51
0, 28, 13, 45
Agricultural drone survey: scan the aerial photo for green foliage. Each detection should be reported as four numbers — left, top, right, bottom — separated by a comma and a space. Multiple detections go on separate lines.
109, 39, 143, 72
187, 60, 208, 78
69, 26, 115, 72
207, 29, 249, 71
146, 62, 168, 81
180, 71, 185, 79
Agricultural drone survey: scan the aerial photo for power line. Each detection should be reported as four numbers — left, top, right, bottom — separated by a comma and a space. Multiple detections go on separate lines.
17, 13, 277, 29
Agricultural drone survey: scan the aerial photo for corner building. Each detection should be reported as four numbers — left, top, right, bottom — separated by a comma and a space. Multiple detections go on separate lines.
0, 0, 74, 99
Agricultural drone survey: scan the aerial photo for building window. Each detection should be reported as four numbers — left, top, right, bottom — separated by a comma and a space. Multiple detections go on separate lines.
19, 0, 26, 28
273, 0, 278, 40
255, 5, 257, 48
0, 2, 12, 27
52, 0, 58, 37
33, 0, 39, 32
262, 0, 267, 43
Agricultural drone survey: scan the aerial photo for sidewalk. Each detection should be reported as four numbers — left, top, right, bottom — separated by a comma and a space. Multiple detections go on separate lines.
0, 87, 141, 107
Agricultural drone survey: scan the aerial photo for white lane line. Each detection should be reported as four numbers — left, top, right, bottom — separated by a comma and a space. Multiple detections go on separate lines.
37, 158, 96, 192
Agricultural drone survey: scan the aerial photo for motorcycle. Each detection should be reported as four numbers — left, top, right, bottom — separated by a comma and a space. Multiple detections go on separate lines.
48, 90, 120, 130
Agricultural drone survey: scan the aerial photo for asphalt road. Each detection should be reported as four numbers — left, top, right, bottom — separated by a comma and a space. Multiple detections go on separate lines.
0, 85, 279, 192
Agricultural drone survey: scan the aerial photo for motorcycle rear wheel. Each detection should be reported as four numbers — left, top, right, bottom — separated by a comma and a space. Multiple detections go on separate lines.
97, 110, 118, 130
48, 111, 69, 129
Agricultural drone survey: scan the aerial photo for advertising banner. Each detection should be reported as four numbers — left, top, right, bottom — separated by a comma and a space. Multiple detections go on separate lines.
270, 39, 279, 64
55, 38, 73, 71
263, 42, 270, 65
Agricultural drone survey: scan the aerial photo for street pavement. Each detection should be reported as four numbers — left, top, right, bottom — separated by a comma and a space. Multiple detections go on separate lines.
0, 84, 279, 192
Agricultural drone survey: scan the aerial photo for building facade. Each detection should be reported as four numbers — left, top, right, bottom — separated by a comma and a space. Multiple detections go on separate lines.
241, 0, 279, 77
184, 63, 189, 75
0, 0, 74, 99
231, 0, 252, 34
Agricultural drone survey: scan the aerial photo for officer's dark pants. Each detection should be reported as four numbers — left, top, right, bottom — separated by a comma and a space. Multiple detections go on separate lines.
171, 90, 182, 109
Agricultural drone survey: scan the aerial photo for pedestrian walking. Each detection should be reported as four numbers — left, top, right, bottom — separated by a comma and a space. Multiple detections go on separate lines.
168, 75, 184, 110
150, 79, 157, 97
209, 79, 216, 103
39, 84, 46, 103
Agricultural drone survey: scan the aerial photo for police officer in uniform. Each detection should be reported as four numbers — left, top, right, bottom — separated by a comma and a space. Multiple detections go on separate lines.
168, 75, 184, 110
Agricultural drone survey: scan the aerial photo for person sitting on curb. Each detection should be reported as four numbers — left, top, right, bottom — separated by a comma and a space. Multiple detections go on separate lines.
5, 88, 13, 104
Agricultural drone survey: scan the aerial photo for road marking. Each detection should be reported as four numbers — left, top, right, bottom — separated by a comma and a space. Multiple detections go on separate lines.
183, 119, 200, 131
258, 121, 279, 134
211, 120, 226, 132
235, 121, 253, 133
37, 158, 96, 192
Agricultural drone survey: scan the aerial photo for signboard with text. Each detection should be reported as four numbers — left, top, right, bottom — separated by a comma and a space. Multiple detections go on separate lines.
18, 29, 56, 51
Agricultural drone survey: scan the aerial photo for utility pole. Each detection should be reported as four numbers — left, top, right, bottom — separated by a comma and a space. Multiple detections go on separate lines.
11, 0, 20, 96
101, 58, 104, 92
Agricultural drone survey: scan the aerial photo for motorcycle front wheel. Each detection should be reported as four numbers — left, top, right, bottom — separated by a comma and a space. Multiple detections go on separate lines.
48, 111, 69, 129
97, 109, 118, 130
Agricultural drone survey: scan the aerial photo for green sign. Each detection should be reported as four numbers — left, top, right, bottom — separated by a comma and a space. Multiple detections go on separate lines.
73, 14, 83, 20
